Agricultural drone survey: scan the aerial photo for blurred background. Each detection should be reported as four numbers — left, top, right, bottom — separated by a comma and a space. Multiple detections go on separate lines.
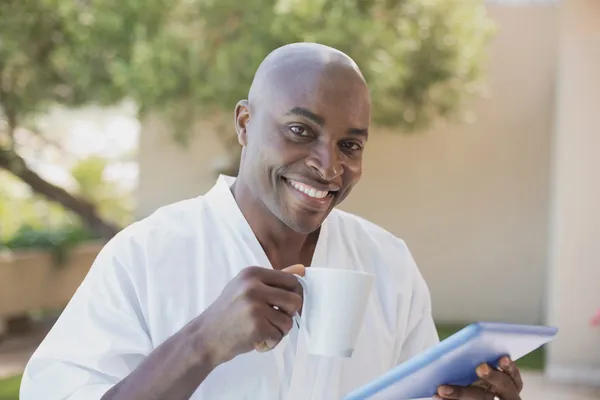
0, 0, 599, 399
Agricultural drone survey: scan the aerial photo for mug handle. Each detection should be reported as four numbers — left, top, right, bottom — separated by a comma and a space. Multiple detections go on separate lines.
293, 274, 311, 341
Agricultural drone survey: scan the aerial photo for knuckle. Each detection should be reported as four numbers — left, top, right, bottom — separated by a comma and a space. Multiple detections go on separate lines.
451, 386, 463, 397
240, 266, 259, 279
486, 372, 514, 393
243, 281, 261, 299
503, 362, 516, 374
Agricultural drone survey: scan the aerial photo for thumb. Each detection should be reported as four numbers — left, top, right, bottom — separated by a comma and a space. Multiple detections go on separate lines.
282, 263, 305, 277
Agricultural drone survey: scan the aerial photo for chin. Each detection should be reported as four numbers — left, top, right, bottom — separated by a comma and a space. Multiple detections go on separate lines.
283, 213, 327, 235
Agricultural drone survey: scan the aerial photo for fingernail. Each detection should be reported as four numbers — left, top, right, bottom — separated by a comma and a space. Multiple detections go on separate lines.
254, 339, 278, 352
477, 363, 491, 376
439, 385, 453, 396
501, 356, 511, 367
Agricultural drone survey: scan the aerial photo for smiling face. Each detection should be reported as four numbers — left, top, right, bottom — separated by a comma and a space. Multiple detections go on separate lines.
235, 48, 371, 234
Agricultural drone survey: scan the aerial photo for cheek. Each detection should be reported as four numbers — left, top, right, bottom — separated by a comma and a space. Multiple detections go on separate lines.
256, 139, 287, 170
266, 132, 308, 167
249, 135, 293, 183
246, 128, 279, 163
344, 157, 363, 183
337, 162, 362, 203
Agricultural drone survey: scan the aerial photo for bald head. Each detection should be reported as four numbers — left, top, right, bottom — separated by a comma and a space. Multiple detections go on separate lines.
248, 42, 368, 109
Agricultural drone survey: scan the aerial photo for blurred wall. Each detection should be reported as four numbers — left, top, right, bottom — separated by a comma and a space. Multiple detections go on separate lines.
544, 0, 600, 385
137, 3, 558, 325
342, 4, 558, 326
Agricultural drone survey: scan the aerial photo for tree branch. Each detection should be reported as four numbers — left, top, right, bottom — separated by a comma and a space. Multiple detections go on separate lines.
0, 146, 121, 239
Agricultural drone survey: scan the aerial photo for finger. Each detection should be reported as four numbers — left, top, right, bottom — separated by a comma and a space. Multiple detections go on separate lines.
242, 266, 302, 292
263, 303, 294, 336
253, 331, 282, 353
282, 263, 305, 277
253, 304, 291, 352
471, 378, 494, 393
498, 356, 523, 392
256, 283, 303, 316
476, 362, 520, 400
437, 384, 497, 400
281, 264, 305, 297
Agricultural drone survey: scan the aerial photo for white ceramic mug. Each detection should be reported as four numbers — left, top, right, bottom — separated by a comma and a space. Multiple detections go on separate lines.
294, 267, 374, 358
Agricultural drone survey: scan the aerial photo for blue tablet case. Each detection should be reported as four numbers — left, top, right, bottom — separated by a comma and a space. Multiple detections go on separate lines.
343, 322, 558, 400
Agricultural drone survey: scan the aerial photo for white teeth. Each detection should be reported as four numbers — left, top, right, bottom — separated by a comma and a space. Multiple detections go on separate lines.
289, 180, 329, 199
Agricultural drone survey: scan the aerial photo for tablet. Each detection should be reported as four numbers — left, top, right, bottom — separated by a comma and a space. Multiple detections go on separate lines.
343, 322, 558, 400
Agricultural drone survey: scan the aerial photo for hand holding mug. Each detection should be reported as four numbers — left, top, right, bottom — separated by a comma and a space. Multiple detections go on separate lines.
196, 264, 305, 365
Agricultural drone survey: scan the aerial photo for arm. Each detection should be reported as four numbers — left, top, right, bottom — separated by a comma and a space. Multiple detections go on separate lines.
20, 228, 303, 400
20, 229, 219, 400
103, 265, 305, 400
101, 315, 218, 400
20, 230, 158, 400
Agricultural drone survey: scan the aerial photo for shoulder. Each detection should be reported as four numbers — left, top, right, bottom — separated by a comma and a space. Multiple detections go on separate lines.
133, 196, 208, 237
96, 196, 208, 267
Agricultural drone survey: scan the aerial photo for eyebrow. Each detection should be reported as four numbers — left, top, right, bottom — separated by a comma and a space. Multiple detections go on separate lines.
284, 107, 369, 138
349, 127, 369, 138
285, 107, 325, 126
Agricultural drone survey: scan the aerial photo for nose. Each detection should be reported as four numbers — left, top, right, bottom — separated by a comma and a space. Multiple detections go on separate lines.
305, 142, 343, 181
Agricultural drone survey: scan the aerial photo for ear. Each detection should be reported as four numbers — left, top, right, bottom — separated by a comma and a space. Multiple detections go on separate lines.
234, 100, 250, 146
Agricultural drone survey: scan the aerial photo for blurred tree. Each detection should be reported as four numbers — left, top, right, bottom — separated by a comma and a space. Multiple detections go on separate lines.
117, 0, 497, 173
0, 155, 133, 242
0, 0, 165, 237
70, 156, 134, 227
0, 171, 81, 241
0, 0, 495, 237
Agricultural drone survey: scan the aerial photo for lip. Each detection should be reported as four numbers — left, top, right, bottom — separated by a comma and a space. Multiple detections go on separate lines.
283, 178, 335, 210
283, 177, 341, 193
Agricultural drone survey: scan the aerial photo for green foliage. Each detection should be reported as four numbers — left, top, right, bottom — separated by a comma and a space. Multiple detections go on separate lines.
121, 0, 497, 135
0, 0, 495, 141
70, 156, 134, 227
0, 152, 132, 242
0, 374, 21, 400
0, 153, 129, 257
0, 0, 170, 121
2, 223, 99, 266
172, 0, 497, 132
0, 172, 78, 240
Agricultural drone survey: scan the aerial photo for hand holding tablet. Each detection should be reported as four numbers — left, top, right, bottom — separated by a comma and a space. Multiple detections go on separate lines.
343, 322, 558, 400
433, 354, 523, 400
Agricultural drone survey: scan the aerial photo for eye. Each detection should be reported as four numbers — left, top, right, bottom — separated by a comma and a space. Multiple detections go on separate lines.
289, 125, 309, 137
341, 141, 363, 151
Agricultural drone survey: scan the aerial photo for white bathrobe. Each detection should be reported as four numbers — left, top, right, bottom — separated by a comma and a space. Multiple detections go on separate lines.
20, 175, 439, 400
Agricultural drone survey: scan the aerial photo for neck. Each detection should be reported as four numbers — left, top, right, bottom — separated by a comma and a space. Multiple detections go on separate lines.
231, 179, 319, 269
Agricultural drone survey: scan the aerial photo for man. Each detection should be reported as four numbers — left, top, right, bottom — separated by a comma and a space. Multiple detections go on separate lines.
20, 43, 523, 400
